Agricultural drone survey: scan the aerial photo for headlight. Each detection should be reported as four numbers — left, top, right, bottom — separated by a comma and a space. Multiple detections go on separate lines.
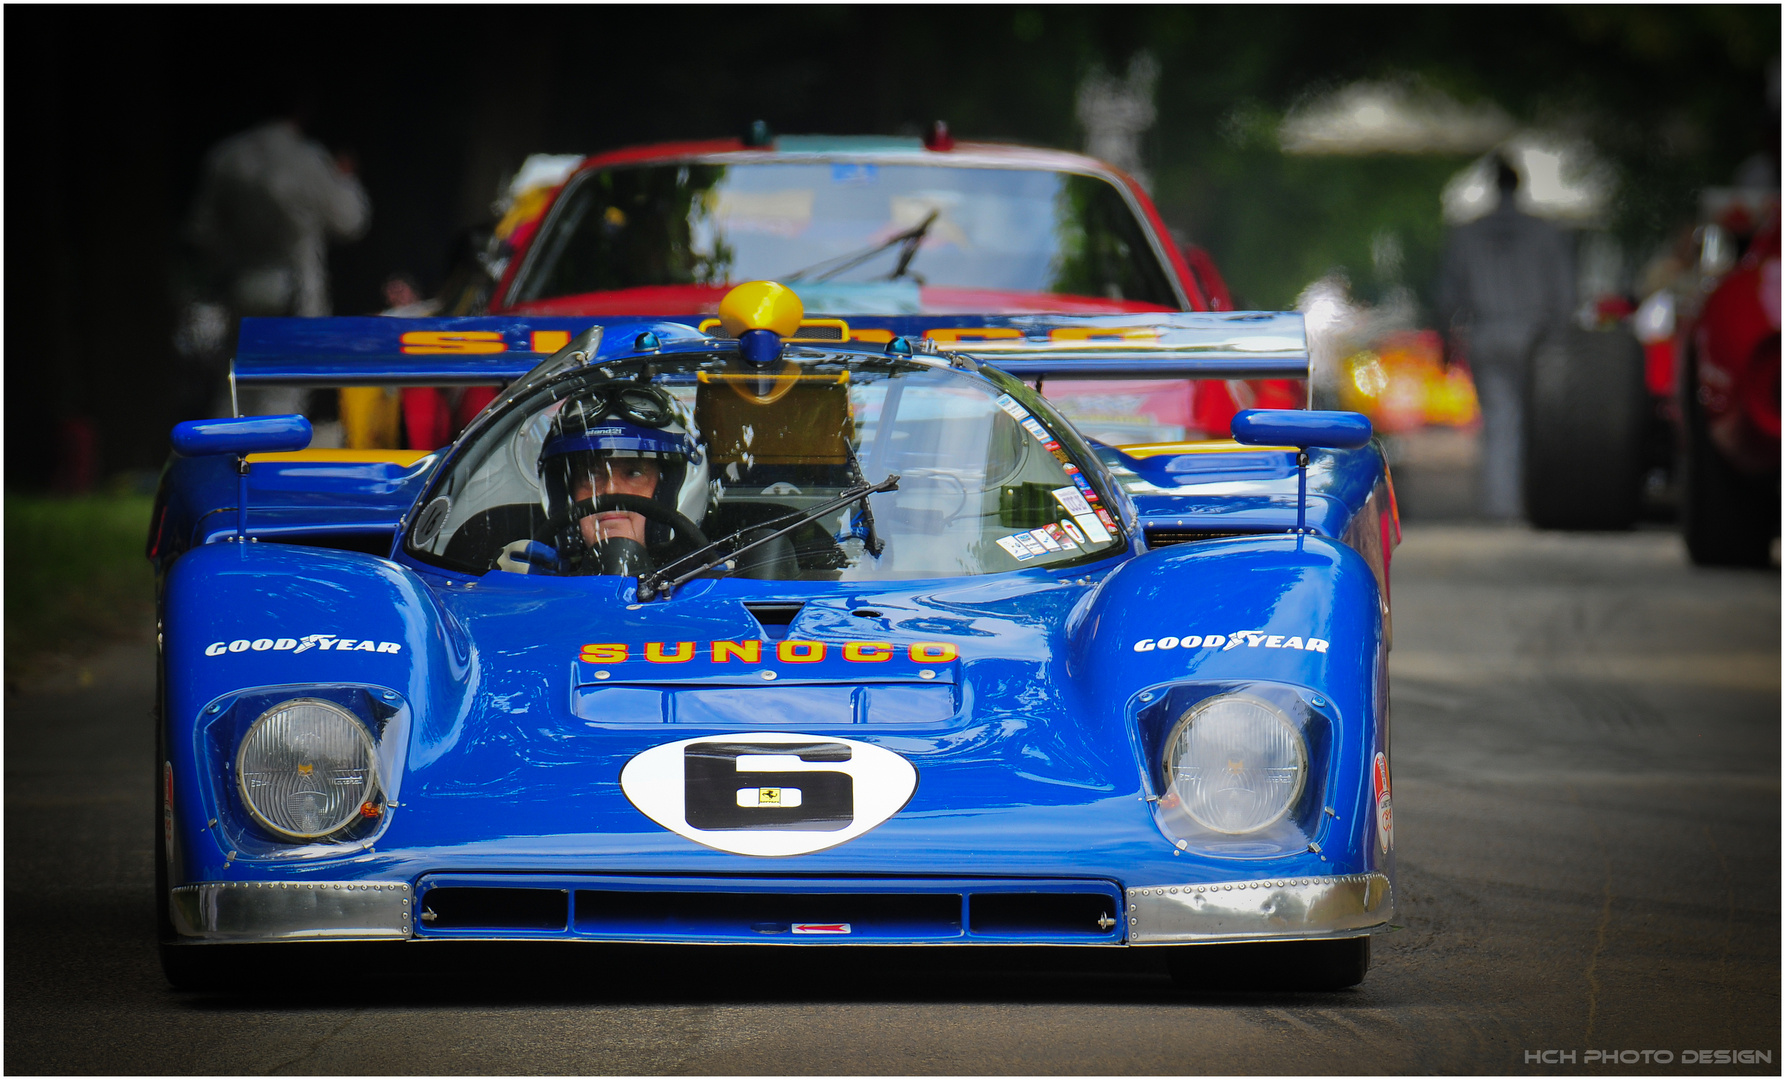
236, 698, 379, 839
1163, 693, 1306, 834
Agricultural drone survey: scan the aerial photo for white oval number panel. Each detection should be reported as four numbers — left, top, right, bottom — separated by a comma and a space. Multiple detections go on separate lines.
621, 732, 918, 857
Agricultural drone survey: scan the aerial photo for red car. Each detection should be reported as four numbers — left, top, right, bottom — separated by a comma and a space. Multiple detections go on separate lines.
444, 132, 1277, 451
489, 133, 1231, 319
1679, 204, 1781, 565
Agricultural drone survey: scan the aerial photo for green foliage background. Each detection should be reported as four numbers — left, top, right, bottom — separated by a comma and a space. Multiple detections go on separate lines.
5, 496, 156, 678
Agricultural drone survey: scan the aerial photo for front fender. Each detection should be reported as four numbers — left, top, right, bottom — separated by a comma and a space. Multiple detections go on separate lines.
1068, 534, 1389, 870
161, 542, 474, 884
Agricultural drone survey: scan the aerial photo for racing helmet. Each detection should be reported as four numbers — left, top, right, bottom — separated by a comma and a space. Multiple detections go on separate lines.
537, 382, 708, 548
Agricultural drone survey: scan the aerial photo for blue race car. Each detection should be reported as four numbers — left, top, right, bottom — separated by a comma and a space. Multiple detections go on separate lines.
152, 282, 1398, 989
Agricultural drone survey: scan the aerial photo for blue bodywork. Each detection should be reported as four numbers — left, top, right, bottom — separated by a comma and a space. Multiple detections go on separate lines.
154, 313, 1396, 951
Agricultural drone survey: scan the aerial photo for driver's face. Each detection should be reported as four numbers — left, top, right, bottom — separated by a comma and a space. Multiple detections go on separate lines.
572, 458, 661, 546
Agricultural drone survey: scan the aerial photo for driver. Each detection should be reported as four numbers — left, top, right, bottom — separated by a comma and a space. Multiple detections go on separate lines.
567, 457, 662, 546
506, 382, 708, 574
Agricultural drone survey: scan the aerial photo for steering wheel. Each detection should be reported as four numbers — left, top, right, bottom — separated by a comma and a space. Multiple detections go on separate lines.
536, 494, 710, 574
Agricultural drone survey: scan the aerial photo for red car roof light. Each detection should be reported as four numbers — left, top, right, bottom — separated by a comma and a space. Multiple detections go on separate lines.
924, 121, 955, 152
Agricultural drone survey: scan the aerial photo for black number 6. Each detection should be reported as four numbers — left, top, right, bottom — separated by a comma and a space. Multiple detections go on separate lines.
684, 741, 854, 832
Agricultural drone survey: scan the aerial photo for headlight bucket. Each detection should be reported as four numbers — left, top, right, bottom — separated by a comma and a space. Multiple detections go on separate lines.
236, 697, 380, 840
1162, 693, 1307, 834
1133, 682, 1333, 858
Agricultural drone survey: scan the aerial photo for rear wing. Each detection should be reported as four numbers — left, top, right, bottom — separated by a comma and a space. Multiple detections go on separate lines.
232, 311, 1307, 386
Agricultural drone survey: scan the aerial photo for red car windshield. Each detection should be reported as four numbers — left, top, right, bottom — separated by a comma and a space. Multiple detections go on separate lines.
506, 162, 1180, 312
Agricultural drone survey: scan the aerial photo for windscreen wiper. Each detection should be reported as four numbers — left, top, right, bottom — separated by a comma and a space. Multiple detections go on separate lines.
780, 210, 939, 284
840, 441, 888, 558
636, 473, 901, 601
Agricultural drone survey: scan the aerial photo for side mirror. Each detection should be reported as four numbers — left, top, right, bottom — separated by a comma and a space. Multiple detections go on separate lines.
171, 414, 312, 457
171, 415, 312, 541
1230, 409, 1372, 536
1231, 409, 1372, 450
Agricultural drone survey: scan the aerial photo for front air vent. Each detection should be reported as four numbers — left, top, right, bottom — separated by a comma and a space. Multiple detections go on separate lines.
1145, 528, 1272, 548
968, 892, 1118, 936
413, 875, 1124, 944
743, 602, 805, 640
574, 890, 962, 939
421, 887, 568, 931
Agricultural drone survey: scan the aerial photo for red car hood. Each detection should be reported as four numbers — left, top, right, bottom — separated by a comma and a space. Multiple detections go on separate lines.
498, 285, 1176, 318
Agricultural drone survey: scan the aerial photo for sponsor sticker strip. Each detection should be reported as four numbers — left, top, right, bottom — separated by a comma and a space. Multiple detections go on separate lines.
1075, 514, 1112, 543
997, 393, 1072, 455
995, 535, 1033, 561
1052, 486, 1091, 517
997, 395, 1117, 542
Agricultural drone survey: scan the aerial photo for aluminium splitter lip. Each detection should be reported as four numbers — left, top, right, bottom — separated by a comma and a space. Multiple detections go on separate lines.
168, 881, 412, 942
1125, 872, 1391, 944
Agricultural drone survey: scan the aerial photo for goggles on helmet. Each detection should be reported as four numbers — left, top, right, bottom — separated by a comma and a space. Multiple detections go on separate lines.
562, 384, 678, 429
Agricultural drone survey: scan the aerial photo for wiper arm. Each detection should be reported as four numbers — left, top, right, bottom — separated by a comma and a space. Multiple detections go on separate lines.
780, 210, 938, 284
884, 213, 934, 282
840, 440, 887, 557
637, 473, 901, 600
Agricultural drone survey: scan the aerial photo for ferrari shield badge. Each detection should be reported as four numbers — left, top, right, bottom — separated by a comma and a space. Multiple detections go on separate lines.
621, 733, 917, 856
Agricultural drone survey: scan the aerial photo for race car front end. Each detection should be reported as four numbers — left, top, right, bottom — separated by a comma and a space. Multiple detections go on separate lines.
161, 540, 1390, 952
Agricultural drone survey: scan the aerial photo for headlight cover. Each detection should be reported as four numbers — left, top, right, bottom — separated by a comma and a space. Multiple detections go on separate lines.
1162, 692, 1307, 834
236, 698, 380, 840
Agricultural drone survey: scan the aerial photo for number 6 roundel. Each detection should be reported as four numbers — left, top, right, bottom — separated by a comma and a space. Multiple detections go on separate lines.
621, 733, 918, 856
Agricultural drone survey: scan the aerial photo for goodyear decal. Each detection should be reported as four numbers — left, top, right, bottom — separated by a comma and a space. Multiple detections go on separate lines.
1132, 632, 1329, 653
205, 634, 401, 656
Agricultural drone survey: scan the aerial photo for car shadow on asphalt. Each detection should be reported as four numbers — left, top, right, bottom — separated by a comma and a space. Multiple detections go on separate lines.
168, 940, 1384, 1010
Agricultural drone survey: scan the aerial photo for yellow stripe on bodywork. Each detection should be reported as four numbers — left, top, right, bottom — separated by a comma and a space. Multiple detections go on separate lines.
1114, 439, 1297, 459
245, 449, 435, 466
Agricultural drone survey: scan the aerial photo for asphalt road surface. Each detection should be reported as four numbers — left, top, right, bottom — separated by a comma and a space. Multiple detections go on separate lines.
6, 525, 1778, 1075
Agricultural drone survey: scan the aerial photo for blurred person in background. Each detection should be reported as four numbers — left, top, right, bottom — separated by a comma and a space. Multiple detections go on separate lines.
1436, 156, 1574, 521
178, 92, 370, 417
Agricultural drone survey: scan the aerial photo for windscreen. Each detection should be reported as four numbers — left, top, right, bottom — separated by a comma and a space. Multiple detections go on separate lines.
512, 163, 1178, 309
404, 350, 1126, 582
